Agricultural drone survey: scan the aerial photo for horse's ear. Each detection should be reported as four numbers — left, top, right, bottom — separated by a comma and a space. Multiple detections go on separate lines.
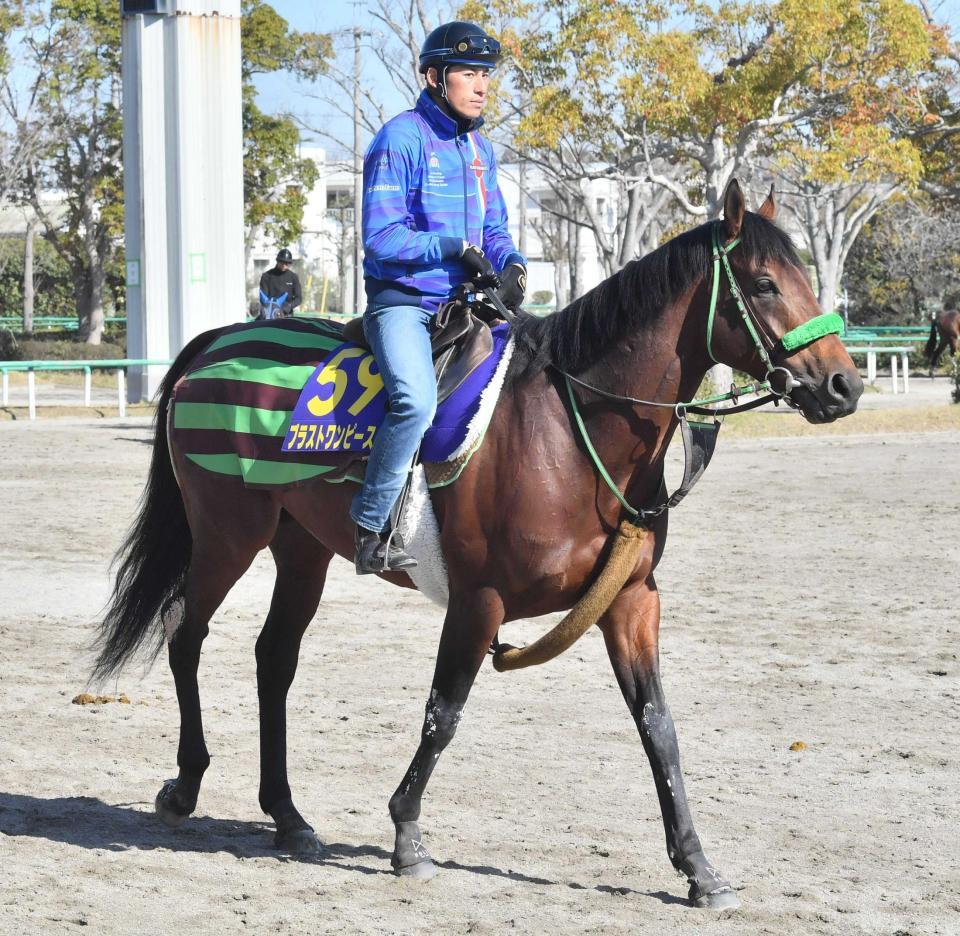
722, 178, 745, 239
758, 184, 776, 220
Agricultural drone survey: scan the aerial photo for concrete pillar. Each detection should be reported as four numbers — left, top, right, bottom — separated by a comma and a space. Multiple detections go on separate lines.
122, 0, 244, 401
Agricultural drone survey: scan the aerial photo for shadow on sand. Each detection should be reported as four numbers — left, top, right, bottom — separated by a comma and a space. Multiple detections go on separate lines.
0, 791, 686, 904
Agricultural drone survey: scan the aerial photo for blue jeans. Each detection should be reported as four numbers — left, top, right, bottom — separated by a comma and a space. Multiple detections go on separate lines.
350, 304, 437, 533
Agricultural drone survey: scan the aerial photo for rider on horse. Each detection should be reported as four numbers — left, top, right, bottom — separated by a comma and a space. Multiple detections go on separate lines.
351, 20, 527, 574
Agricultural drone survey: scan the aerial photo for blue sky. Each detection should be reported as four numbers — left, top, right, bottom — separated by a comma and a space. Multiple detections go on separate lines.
252, 0, 412, 158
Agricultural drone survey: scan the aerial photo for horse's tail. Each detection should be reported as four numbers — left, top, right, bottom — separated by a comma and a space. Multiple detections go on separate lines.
92, 329, 219, 682
924, 317, 938, 362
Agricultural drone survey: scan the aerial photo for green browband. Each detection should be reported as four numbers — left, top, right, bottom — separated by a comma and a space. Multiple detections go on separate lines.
779, 312, 844, 353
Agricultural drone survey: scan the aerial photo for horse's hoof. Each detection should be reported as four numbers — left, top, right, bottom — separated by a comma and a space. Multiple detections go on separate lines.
691, 885, 740, 910
155, 781, 190, 828
395, 859, 438, 880
275, 827, 323, 856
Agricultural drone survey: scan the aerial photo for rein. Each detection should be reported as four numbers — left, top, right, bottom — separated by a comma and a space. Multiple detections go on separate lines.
558, 221, 844, 526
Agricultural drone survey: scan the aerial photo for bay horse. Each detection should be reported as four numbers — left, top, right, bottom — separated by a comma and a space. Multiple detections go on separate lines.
95, 180, 862, 909
924, 308, 960, 374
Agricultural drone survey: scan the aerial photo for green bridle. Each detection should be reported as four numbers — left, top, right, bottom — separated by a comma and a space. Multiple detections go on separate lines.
560, 221, 846, 526
706, 222, 844, 395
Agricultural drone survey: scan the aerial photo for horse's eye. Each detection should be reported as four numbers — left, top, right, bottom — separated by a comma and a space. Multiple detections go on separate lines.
755, 278, 777, 295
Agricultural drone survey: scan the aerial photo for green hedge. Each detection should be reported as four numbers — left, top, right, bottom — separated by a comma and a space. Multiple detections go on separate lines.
0, 330, 127, 362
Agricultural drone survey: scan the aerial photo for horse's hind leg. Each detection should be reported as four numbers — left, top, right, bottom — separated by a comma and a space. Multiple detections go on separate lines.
931, 340, 947, 374
256, 514, 333, 855
387, 589, 503, 878
156, 488, 279, 828
599, 576, 739, 910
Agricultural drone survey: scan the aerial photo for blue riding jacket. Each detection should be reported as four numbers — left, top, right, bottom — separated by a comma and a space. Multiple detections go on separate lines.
362, 90, 525, 312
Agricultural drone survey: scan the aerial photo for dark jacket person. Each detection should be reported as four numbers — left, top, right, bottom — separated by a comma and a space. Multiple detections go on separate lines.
259, 248, 302, 317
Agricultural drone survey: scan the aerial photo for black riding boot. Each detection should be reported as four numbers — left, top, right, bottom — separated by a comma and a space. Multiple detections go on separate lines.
354, 526, 418, 575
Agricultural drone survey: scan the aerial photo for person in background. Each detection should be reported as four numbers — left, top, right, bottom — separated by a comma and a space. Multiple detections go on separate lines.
258, 248, 302, 318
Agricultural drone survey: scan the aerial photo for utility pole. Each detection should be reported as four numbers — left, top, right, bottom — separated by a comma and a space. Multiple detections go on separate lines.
353, 26, 364, 315
518, 155, 527, 258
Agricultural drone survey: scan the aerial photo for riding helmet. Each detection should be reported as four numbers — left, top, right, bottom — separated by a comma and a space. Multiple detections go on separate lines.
276, 248, 294, 264
419, 21, 502, 74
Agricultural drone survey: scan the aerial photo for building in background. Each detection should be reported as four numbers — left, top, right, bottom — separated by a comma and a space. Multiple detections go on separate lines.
247, 146, 596, 316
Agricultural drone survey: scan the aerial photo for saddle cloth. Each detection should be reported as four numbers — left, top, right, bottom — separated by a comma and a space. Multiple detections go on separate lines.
170, 316, 512, 489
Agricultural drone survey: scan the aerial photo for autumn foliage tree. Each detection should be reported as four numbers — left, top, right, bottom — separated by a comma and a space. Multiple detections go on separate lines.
471, 0, 947, 306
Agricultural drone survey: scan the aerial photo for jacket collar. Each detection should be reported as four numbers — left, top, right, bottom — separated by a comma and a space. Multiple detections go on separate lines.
415, 89, 483, 137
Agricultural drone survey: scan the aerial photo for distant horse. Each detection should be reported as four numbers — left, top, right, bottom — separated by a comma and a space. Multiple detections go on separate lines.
924, 309, 960, 374
94, 180, 861, 909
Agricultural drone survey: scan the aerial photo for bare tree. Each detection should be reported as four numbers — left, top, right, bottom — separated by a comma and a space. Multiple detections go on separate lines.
777, 174, 902, 315
845, 196, 960, 323
299, 0, 454, 155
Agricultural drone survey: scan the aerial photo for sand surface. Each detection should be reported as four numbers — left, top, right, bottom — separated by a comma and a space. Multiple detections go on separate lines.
0, 416, 957, 935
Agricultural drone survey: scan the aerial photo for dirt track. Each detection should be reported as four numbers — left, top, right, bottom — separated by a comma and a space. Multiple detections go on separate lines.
0, 416, 958, 935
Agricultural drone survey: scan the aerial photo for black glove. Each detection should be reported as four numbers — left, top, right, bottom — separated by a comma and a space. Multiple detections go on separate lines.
461, 244, 500, 289
496, 263, 526, 310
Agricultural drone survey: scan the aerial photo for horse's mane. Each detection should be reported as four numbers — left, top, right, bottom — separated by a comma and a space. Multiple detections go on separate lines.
507, 212, 804, 380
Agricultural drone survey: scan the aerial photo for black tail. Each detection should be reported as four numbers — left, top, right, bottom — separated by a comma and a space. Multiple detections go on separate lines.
924, 319, 938, 363
92, 329, 222, 681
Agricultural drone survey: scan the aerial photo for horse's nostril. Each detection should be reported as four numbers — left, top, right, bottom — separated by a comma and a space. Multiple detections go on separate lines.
830, 372, 851, 400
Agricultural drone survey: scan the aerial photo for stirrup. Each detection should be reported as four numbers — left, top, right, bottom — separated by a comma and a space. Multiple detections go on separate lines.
354, 527, 418, 575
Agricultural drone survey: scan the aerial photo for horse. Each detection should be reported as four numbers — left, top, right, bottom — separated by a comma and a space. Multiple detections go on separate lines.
924, 308, 960, 374
94, 179, 862, 909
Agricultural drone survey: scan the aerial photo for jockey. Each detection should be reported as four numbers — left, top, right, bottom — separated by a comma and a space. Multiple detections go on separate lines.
352, 20, 527, 574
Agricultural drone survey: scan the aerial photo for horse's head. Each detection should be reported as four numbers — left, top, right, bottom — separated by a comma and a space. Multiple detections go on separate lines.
707, 179, 863, 423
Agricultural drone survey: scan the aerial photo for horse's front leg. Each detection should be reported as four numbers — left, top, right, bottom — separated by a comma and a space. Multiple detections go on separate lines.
387, 587, 503, 878
599, 576, 739, 910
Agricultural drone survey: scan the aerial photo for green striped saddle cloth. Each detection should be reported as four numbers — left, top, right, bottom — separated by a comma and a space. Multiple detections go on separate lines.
170, 317, 361, 487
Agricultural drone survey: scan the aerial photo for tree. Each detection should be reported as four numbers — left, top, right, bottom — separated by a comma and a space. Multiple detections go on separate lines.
463, 0, 682, 283
241, 1, 330, 277
0, 0, 40, 203
16, 0, 123, 344
769, 0, 937, 312
913, 1, 960, 203
844, 197, 960, 324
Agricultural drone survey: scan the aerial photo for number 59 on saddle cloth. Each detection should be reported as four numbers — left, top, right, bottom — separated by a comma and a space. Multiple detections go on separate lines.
281, 321, 511, 463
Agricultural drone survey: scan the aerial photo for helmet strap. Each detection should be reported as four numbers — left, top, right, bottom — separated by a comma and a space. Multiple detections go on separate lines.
427, 66, 474, 128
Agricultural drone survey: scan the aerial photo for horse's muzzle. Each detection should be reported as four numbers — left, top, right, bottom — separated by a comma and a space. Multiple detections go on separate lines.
791, 367, 863, 423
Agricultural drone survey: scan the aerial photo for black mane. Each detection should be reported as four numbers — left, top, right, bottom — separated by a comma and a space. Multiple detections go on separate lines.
507, 212, 804, 380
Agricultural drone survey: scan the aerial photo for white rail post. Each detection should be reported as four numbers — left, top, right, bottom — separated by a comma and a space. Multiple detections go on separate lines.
867, 351, 877, 384
902, 352, 909, 394
27, 369, 36, 419
891, 354, 898, 394
117, 369, 126, 418
83, 366, 92, 406
1, 369, 7, 406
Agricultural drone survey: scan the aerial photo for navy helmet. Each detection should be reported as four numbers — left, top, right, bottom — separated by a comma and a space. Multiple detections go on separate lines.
276, 248, 294, 264
419, 21, 502, 74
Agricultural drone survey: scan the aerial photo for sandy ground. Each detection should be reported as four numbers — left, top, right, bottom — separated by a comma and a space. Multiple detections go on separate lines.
0, 414, 958, 936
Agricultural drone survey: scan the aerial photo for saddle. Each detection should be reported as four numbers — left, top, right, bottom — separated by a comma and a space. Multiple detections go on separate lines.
341, 287, 501, 405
